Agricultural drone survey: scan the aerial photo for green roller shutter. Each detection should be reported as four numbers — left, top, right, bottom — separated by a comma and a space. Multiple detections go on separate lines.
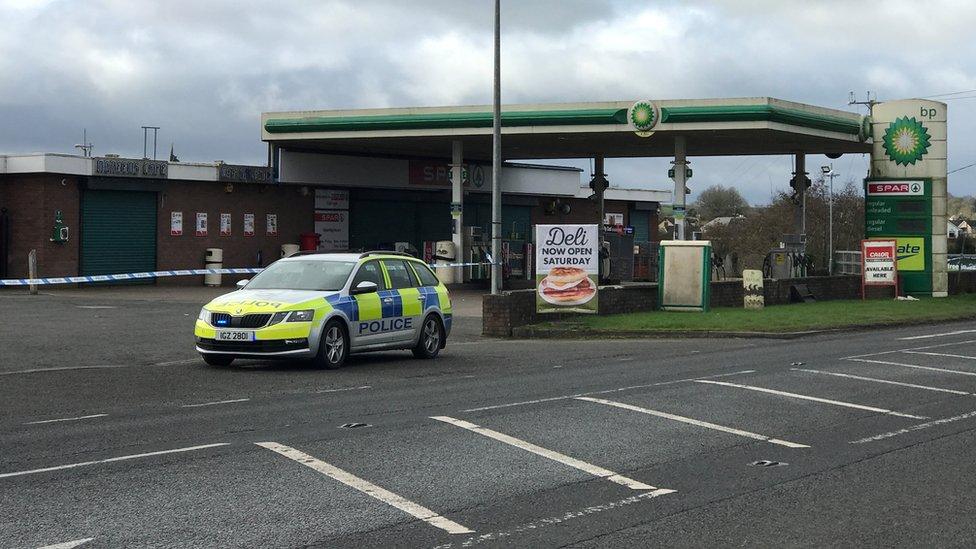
349, 199, 416, 251
81, 190, 157, 281
630, 209, 650, 242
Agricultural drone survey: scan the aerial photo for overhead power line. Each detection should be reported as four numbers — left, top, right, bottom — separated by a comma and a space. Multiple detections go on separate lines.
948, 161, 976, 175
923, 88, 976, 99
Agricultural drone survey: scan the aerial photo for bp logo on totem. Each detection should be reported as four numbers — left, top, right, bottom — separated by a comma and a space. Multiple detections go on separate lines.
883, 116, 932, 166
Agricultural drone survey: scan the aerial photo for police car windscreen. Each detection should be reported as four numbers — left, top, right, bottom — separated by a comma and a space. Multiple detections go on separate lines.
246, 260, 357, 291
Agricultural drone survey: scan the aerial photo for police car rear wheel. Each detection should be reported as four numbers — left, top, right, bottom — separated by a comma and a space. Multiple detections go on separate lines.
412, 315, 442, 359
202, 354, 234, 367
315, 320, 348, 369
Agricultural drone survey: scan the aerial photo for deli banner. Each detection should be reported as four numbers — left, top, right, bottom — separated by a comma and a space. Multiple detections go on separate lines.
535, 224, 599, 314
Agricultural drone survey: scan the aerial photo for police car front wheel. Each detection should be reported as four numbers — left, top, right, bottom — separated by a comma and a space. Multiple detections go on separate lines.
412, 315, 443, 359
315, 320, 348, 369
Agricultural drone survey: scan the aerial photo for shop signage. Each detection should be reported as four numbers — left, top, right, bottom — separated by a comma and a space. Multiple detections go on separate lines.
170, 211, 183, 236
195, 212, 207, 237
243, 213, 255, 237
867, 181, 923, 196
217, 164, 272, 184
314, 210, 349, 251
94, 157, 168, 179
220, 213, 232, 237
314, 189, 349, 210
861, 239, 898, 298
408, 161, 486, 189
266, 214, 278, 236
535, 224, 599, 314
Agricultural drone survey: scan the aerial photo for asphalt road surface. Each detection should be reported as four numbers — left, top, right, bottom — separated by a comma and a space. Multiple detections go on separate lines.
4, 290, 976, 548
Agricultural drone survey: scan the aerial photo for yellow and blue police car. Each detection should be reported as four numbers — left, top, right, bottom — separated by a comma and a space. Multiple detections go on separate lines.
194, 251, 451, 369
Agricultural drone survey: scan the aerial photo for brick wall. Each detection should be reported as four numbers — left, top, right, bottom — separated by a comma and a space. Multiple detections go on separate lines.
157, 181, 314, 285
0, 175, 81, 278
483, 273, 976, 337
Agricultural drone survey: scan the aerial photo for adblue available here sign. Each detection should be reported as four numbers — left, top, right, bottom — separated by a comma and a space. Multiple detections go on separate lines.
861, 239, 898, 285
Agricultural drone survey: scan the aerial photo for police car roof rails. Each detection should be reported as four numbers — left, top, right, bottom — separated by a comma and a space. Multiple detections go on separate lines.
358, 250, 415, 259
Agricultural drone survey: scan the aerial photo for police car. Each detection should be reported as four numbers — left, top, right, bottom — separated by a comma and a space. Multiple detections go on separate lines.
194, 251, 451, 369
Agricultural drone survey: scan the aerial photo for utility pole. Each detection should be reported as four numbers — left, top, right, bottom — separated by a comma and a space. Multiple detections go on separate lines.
141, 126, 160, 160
74, 129, 93, 157
490, 0, 502, 294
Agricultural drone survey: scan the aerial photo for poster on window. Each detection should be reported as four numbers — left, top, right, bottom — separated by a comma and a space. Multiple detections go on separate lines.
195, 212, 207, 237
535, 224, 599, 314
219, 213, 232, 237
266, 213, 278, 236
170, 211, 183, 236
243, 213, 255, 237
314, 189, 349, 210
314, 210, 349, 251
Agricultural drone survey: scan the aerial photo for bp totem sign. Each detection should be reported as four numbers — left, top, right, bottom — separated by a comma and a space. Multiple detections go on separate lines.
868, 99, 947, 296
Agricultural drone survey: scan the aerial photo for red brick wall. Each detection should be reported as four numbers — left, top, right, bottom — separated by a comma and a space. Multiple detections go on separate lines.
0, 175, 81, 278
157, 181, 314, 285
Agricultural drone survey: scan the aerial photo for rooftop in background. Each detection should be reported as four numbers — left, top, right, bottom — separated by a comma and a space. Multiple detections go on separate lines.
0, 153, 271, 183
262, 97, 871, 161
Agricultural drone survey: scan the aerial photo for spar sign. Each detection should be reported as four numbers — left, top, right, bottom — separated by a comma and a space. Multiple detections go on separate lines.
861, 239, 899, 299
535, 224, 599, 314
866, 181, 924, 196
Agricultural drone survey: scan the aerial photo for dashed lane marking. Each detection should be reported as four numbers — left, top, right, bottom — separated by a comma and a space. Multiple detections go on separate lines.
25, 414, 108, 425
255, 442, 473, 535
792, 368, 971, 396
460, 370, 757, 413
694, 380, 927, 419
846, 358, 976, 378
0, 443, 230, 480
899, 330, 976, 340
431, 416, 673, 492
36, 538, 94, 549
850, 410, 976, 444
315, 385, 372, 394
576, 397, 809, 448
181, 398, 250, 408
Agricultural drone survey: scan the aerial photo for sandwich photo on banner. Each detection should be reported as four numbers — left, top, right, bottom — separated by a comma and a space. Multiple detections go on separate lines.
535, 224, 599, 314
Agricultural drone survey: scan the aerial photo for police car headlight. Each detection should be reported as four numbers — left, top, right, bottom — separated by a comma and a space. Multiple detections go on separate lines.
287, 310, 315, 322
268, 311, 289, 326
198, 308, 209, 321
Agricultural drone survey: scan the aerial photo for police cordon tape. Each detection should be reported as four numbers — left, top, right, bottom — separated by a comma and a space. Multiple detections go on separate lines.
0, 261, 499, 286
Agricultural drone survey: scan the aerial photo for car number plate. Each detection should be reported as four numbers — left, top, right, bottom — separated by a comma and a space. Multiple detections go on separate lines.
216, 330, 255, 341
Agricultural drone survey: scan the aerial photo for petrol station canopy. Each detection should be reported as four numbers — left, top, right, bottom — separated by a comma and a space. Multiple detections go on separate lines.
261, 97, 872, 161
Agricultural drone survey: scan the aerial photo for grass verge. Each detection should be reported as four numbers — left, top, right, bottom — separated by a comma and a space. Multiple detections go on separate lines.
531, 294, 976, 334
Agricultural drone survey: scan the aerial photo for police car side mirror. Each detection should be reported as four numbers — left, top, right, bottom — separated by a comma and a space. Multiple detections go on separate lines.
236, 279, 249, 290
350, 281, 378, 295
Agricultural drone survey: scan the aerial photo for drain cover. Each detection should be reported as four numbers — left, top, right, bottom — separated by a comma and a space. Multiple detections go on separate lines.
339, 422, 372, 429
749, 460, 787, 468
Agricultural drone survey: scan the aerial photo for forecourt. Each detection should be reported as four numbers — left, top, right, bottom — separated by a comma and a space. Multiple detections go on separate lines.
3, 290, 976, 546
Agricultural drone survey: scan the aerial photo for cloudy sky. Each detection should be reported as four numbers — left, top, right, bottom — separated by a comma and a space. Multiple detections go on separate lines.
1, 0, 974, 203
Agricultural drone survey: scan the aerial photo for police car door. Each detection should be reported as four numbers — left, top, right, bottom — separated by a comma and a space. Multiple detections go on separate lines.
380, 259, 424, 345
347, 260, 392, 348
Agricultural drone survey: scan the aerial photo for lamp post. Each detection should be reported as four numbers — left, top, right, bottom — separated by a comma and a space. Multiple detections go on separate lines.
490, 0, 502, 294
821, 164, 838, 275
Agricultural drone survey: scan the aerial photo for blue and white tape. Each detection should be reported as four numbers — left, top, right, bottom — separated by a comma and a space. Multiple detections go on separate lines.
0, 262, 497, 286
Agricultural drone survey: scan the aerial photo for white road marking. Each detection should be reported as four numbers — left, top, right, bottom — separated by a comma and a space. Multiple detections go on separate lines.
840, 338, 976, 360
846, 357, 976, 378
461, 370, 756, 413
76, 305, 116, 309
431, 489, 673, 549
694, 380, 926, 419
576, 397, 809, 448
153, 358, 201, 366
431, 416, 671, 492
903, 350, 976, 361
792, 368, 971, 395
181, 398, 250, 408
899, 330, 976, 340
0, 443, 229, 480
850, 410, 976, 444
0, 364, 127, 376
37, 538, 94, 549
25, 414, 108, 425
316, 385, 371, 394
255, 442, 473, 535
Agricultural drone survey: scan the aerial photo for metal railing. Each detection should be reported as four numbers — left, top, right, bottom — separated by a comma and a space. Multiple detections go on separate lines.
834, 250, 861, 275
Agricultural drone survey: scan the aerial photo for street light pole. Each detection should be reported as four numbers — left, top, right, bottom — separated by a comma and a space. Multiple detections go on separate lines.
490, 0, 502, 295
821, 164, 838, 275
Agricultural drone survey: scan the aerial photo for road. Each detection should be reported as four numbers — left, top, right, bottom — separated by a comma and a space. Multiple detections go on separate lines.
3, 289, 976, 547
